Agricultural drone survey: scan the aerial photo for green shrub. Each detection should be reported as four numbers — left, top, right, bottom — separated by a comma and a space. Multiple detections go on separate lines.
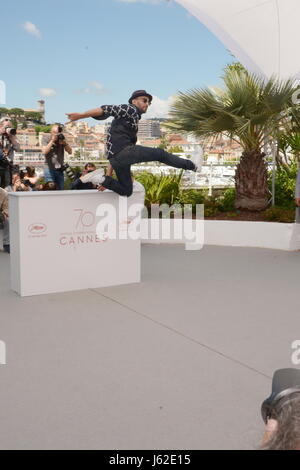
269, 163, 298, 209
135, 171, 183, 207
177, 188, 207, 205
218, 188, 236, 212
264, 207, 295, 223
203, 196, 220, 217
227, 212, 238, 218
176, 188, 208, 214
204, 206, 219, 217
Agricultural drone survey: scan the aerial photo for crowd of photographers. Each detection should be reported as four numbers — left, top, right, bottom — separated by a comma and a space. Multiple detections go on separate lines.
0, 119, 106, 254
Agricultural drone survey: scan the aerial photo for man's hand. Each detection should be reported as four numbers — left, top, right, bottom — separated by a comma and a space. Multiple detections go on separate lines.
65, 113, 84, 124
296, 198, 300, 207
66, 108, 104, 124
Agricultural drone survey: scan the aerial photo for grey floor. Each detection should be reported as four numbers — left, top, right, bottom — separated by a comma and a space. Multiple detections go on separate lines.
1, 243, 300, 450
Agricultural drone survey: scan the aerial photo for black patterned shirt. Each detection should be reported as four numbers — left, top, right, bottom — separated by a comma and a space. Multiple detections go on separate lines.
93, 104, 142, 159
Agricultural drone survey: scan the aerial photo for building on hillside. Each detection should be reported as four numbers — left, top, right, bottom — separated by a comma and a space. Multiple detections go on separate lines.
17, 129, 39, 147
138, 120, 161, 139
24, 100, 46, 124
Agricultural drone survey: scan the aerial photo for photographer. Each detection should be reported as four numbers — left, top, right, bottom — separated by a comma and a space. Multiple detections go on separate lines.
260, 369, 300, 450
0, 187, 9, 253
23, 166, 39, 190
0, 118, 20, 189
71, 163, 99, 190
42, 124, 72, 191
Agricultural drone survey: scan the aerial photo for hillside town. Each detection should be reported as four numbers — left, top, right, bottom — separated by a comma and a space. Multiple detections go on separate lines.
0, 100, 243, 166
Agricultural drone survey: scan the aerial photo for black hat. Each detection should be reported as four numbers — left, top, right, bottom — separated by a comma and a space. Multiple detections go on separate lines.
129, 90, 153, 104
261, 369, 300, 423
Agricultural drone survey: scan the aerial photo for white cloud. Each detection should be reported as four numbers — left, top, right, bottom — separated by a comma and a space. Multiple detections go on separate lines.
23, 21, 41, 38
145, 95, 176, 119
39, 88, 57, 97
75, 81, 106, 95
89, 81, 105, 94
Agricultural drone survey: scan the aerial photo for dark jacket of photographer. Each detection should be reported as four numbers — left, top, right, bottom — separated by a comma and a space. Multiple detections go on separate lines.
44, 140, 65, 171
0, 134, 20, 166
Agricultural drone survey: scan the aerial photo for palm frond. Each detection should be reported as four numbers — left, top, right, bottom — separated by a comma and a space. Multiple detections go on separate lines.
167, 69, 298, 152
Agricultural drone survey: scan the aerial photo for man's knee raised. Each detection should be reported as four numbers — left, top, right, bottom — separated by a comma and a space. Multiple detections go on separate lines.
126, 187, 133, 197
157, 148, 166, 161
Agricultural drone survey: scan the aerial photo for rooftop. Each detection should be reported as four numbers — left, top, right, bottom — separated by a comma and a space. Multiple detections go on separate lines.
0, 241, 299, 450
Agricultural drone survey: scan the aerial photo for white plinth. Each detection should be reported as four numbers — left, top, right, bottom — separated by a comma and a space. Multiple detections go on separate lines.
9, 190, 143, 297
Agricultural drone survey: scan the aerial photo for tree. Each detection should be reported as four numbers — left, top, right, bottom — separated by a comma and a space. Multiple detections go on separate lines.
274, 107, 300, 174
167, 68, 297, 210
25, 111, 43, 123
224, 62, 247, 74
0, 107, 8, 117
9, 108, 25, 128
9, 108, 25, 118
35, 125, 52, 134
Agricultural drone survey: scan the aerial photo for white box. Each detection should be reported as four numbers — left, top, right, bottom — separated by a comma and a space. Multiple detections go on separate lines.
9, 190, 143, 296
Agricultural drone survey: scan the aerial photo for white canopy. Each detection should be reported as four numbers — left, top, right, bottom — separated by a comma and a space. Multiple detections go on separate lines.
175, 0, 300, 80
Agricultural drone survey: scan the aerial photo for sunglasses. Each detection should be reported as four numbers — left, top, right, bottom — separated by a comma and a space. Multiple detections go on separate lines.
141, 98, 151, 105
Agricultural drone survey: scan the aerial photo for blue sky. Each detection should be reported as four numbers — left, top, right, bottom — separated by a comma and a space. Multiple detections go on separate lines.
1, 0, 233, 124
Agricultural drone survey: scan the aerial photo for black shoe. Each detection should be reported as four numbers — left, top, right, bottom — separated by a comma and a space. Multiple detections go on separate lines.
3, 245, 10, 253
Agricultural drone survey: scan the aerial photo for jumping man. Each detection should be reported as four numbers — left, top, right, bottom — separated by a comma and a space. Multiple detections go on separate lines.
66, 90, 202, 197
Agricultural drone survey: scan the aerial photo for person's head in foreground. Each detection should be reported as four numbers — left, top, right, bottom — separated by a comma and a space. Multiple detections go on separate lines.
0, 118, 13, 134
51, 124, 65, 144
25, 166, 36, 178
84, 163, 96, 174
261, 368, 300, 450
129, 90, 152, 115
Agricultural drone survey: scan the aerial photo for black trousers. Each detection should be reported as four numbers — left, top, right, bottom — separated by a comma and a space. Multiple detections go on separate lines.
103, 145, 195, 197
0, 167, 11, 189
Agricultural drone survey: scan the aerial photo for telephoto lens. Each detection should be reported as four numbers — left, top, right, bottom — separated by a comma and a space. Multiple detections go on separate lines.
63, 164, 76, 181
6, 128, 17, 136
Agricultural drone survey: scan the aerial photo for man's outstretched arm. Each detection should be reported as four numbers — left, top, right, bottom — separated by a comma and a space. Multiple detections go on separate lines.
66, 108, 104, 123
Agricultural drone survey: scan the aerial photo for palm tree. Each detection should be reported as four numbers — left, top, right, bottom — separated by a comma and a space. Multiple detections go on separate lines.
276, 107, 300, 173
168, 69, 298, 210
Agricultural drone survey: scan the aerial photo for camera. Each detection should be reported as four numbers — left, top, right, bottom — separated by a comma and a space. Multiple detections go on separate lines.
19, 170, 26, 180
57, 125, 65, 142
61, 163, 76, 181
5, 128, 17, 136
